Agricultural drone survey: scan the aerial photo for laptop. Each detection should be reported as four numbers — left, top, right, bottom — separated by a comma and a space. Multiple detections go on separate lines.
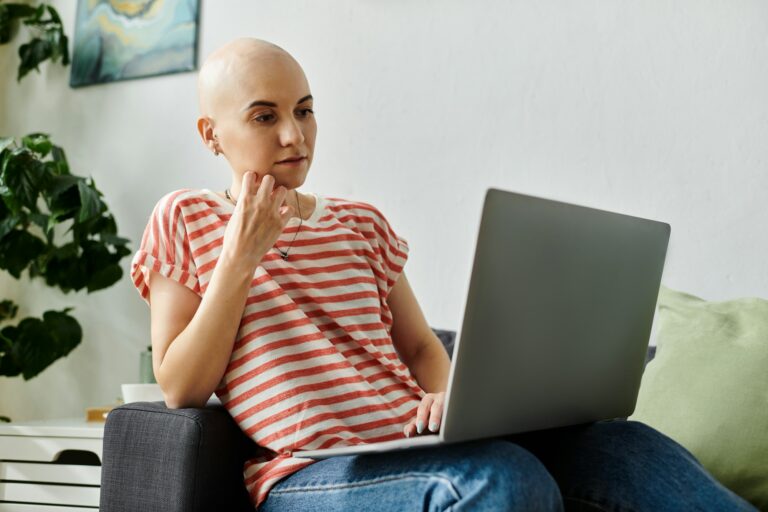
294, 187, 670, 459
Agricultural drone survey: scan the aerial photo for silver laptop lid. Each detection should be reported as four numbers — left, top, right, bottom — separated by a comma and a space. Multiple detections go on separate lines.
441, 188, 670, 443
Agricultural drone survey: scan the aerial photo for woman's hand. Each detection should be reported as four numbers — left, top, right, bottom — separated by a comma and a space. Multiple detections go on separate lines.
221, 171, 295, 272
403, 392, 445, 437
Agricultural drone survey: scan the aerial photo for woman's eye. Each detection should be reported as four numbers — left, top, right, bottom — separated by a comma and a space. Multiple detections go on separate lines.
253, 113, 274, 122
297, 108, 314, 117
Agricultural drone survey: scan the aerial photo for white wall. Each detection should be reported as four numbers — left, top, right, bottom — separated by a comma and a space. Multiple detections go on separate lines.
1, 0, 767, 421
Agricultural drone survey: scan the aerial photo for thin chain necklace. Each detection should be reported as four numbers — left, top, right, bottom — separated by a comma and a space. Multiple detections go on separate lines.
224, 188, 303, 261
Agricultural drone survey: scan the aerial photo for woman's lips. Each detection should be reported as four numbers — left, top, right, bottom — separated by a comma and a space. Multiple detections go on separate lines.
276, 157, 306, 166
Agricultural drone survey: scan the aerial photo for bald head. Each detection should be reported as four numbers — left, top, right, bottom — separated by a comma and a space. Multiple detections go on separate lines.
197, 38, 307, 119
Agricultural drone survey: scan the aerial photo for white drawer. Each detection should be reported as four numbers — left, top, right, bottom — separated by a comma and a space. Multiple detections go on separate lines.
0, 481, 99, 507
0, 504, 96, 511
0, 437, 101, 463
0, 461, 100, 485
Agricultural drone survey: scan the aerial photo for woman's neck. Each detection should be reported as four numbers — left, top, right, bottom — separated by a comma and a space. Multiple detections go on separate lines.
288, 190, 315, 221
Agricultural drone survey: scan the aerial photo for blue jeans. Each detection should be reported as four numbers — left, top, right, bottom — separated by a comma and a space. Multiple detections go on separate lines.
257, 420, 756, 511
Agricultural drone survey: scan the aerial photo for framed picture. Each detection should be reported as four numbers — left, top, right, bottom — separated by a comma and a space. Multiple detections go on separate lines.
70, 0, 200, 88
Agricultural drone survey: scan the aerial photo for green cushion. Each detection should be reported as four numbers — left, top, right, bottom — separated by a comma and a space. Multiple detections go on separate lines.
629, 286, 768, 510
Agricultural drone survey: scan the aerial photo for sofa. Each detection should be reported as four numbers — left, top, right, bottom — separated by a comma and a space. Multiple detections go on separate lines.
99, 328, 657, 512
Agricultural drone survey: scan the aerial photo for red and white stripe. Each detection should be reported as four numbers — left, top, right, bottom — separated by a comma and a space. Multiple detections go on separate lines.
131, 189, 422, 509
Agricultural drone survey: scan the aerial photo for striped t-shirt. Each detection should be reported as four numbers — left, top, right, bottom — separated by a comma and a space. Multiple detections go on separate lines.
131, 188, 425, 508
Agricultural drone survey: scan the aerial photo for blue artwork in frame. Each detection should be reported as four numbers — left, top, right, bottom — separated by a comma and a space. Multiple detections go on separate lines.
70, 0, 200, 88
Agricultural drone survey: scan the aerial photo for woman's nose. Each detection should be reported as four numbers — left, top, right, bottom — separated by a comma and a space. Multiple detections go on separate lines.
278, 117, 305, 146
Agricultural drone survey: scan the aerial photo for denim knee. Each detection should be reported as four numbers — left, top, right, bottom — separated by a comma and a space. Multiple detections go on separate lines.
559, 420, 757, 512
601, 420, 700, 464
451, 439, 563, 512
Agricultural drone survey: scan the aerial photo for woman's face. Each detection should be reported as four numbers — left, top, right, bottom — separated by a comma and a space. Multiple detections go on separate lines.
212, 55, 316, 190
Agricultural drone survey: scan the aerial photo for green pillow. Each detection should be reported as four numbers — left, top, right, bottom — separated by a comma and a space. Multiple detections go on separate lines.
629, 286, 768, 510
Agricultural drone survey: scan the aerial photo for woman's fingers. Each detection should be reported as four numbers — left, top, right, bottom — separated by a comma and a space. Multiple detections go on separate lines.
428, 393, 445, 432
235, 172, 261, 209
235, 173, 295, 229
237, 172, 251, 205
256, 173, 274, 201
279, 203, 295, 223
271, 184, 288, 207
415, 394, 435, 434
402, 392, 446, 437
403, 420, 416, 438
254, 174, 290, 214
223, 172, 300, 270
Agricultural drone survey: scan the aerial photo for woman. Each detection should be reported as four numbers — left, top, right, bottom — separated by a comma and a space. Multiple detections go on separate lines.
131, 37, 756, 511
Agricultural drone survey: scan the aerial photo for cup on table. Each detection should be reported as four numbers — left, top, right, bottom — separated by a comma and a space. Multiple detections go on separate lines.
121, 383, 164, 404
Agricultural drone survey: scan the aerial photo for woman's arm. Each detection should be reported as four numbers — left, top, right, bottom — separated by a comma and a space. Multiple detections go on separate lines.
388, 271, 451, 394
389, 271, 451, 436
148, 172, 296, 409
148, 254, 254, 409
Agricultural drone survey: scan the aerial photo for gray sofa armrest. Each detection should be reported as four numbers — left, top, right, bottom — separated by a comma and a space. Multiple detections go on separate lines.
100, 400, 262, 512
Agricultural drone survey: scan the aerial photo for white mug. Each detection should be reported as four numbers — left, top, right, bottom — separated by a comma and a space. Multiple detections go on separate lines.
121, 383, 165, 404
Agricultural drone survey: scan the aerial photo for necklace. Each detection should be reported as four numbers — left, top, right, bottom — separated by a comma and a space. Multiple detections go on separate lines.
224, 188, 303, 261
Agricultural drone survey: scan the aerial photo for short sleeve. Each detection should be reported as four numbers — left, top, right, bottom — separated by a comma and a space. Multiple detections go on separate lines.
130, 191, 200, 306
369, 206, 409, 298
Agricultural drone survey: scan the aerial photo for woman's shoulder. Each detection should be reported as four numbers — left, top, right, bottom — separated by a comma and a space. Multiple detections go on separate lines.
323, 195, 387, 220
152, 188, 222, 213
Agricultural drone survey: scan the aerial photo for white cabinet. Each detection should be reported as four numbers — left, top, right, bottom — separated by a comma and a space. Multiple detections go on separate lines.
0, 419, 104, 511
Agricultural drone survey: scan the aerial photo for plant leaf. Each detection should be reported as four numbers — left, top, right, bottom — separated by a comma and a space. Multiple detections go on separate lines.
0, 3, 37, 45
9, 317, 51, 380
0, 300, 19, 322
0, 214, 20, 239
0, 197, 19, 239
45, 5, 62, 25
43, 244, 87, 292
87, 263, 123, 292
21, 133, 52, 157
0, 327, 22, 378
17, 37, 49, 81
0, 229, 46, 278
47, 176, 80, 228
100, 233, 131, 246
48, 173, 80, 197
59, 32, 69, 66
28, 211, 50, 232
10, 309, 82, 380
12, 3, 69, 81
42, 308, 81, 355
0, 5, 9, 45
77, 179, 102, 222
0, 148, 45, 211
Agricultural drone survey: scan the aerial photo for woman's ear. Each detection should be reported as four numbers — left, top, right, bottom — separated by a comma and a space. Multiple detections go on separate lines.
197, 117, 220, 155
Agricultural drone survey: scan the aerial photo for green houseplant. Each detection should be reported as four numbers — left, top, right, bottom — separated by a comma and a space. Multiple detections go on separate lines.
0, 2, 131, 421
0, 134, 131, 387
0, 1, 69, 81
